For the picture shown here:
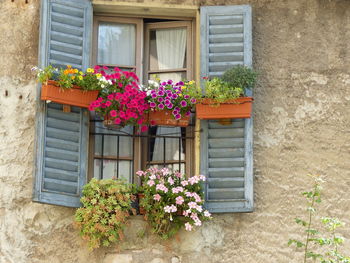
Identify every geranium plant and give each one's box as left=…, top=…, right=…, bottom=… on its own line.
left=137, top=167, right=212, bottom=239
left=88, top=66, right=149, bottom=131
left=74, top=178, right=136, bottom=250
left=146, top=80, right=199, bottom=121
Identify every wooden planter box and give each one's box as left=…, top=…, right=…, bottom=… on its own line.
left=41, top=80, right=99, bottom=108
left=145, top=110, right=190, bottom=127
left=196, top=97, right=253, bottom=120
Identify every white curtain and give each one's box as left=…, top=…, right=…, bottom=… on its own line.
left=98, top=22, right=135, bottom=66
left=152, top=28, right=187, bottom=166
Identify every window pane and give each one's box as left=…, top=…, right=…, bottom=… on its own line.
left=149, top=72, right=186, bottom=83
left=94, top=159, right=132, bottom=181
left=98, top=22, right=136, bottom=66
left=149, top=28, right=187, bottom=70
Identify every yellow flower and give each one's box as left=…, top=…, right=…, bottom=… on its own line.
left=78, top=76, right=83, bottom=80
left=181, top=86, right=186, bottom=90
left=189, top=80, right=194, bottom=85
left=71, top=76, right=75, bottom=80
left=179, top=94, right=183, bottom=97
left=87, top=68, right=94, bottom=73
left=96, top=73, right=102, bottom=78
left=74, top=69, right=78, bottom=73
left=79, top=71, right=83, bottom=75
left=67, top=65, right=72, bottom=69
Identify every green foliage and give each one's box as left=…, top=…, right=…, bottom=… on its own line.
left=203, top=77, right=244, bottom=103
left=221, top=65, right=258, bottom=90
left=32, top=65, right=57, bottom=84
left=201, top=65, right=257, bottom=103
left=74, top=178, right=135, bottom=250
left=288, top=175, right=350, bottom=263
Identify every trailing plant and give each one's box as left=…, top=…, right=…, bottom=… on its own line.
left=137, top=168, right=212, bottom=239
left=74, top=178, right=135, bottom=250
left=288, top=175, right=350, bottom=263
left=145, top=79, right=199, bottom=121
left=88, top=66, right=149, bottom=131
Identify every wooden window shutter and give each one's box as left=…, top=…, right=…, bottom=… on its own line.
left=200, top=5, right=253, bottom=213
left=33, top=0, right=92, bottom=207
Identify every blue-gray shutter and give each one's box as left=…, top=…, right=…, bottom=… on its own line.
left=33, top=0, right=92, bottom=207
left=200, top=5, right=253, bottom=213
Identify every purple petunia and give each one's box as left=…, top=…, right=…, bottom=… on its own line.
left=172, top=110, right=179, bottom=115
left=158, top=90, right=165, bottom=96
left=174, top=107, right=180, bottom=112
left=151, top=93, right=157, bottom=98
left=190, top=98, right=196, bottom=104
left=178, top=81, right=184, bottom=85
left=161, top=82, right=166, bottom=86
left=180, top=100, right=187, bottom=107
left=164, top=99, right=171, bottom=105
left=150, top=102, right=156, bottom=108
left=158, top=103, right=164, bottom=109
left=167, top=80, right=173, bottom=84
left=184, top=95, right=190, bottom=99
left=158, top=97, right=164, bottom=102
left=172, top=94, right=178, bottom=99
left=185, top=111, right=191, bottom=116
left=167, top=103, right=173, bottom=109
left=175, top=114, right=181, bottom=120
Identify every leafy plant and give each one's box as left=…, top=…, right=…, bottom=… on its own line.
left=137, top=168, right=212, bottom=239
left=288, top=175, right=350, bottom=263
left=32, top=65, right=57, bottom=84
left=221, top=65, right=257, bottom=90
left=74, top=178, right=135, bottom=250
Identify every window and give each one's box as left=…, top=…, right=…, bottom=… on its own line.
left=90, top=16, right=195, bottom=183
left=34, top=0, right=253, bottom=213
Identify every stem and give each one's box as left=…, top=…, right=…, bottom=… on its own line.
left=333, top=228, right=338, bottom=263
left=304, top=185, right=317, bottom=263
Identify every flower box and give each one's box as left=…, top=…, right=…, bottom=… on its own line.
left=196, top=97, right=253, bottom=120
left=145, top=110, right=190, bottom=127
left=41, top=80, right=99, bottom=108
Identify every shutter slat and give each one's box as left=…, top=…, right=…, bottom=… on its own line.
left=208, top=128, right=244, bottom=138
left=208, top=138, right=244, bottom=148
left=50, top=40, right=83, bottom=56
left=210, top=33, right=244, bottom=43
left=209, top=148, right=245, bottom=158
left=209, top=157, right=245, bottom=168
left=209, top=52, right=244, bottom=62
left=208, top=177, right=244, bottom=188
left=45, top=167, right=79, bottom=182
left=209, top=15, right=243, bottom=25
left=34, top=0, right=91, bottom=208
left=209, top=25, right=244, bottom=34
left=43, top=178, right=78, bottom=194
left=208, top=167, right=245, bottom=178
left=46, top=147, right=79, bottom=162
left=209, top=43, right=244, bottom=53
left=209, top=61, right=244, bottom=72
left=208, top=119, right=245, bottom=128
left=208, top=188, right=245, bottom=200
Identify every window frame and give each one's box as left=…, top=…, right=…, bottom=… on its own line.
left=89, top=15, right=197, bottom=183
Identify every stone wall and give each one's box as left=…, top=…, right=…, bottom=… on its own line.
left=0, top=0, right=349, bottom=262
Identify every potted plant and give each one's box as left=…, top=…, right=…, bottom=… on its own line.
left=136, top=168, right=212, bottom=239
left=33, top=65, right=102, bottom=108
left=144, top=80, right=198, bottom=127
left=196, top=65, right=257, bottom=119
left=74, top=178, right=136, bottom=250
left=88, top=66, right=149, bottom=132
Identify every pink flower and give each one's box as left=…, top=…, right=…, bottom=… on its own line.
left=204, top=210, right=211, bottom=218
left=153, top=194, right=161, bottom=201
left=194, top=219, right=202, bottom=226
left=175, top=196, right=184, bottom=205
left=185, top=222, right=192, bottom=231
left=109, top=110, right=117, bottom=117
left=147, top=180, right=155, bottom=186
left=168, top=177, right=174, bottom=185
left=136, top=171, right=145, bottom=176
left=181, top=180, right=188, bottom=186
left=188, top=201, right=197, bottom=209
left=114, top=118, right=121, bottom=124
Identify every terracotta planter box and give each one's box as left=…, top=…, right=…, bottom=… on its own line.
left=145, top=110, right=190, bottom=127
left=196, top=97, right=253, bottom=120
left=41, top=80, right=99, bottom=108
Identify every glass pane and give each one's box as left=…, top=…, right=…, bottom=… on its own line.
left=94, top=159, right=132, bottom=182
left=94, top=124, right=133, bottom=158
left=148, top=127, right=186, bottom=168
left=149, top=28, right=187, bottom=70
left=98, top=22, right=136, bottom=66
left=148, top=163, right=185, bottom=173
left=149, top=72, right=186, bottom=83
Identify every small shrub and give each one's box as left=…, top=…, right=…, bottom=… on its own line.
left=221, top=65, right=257, bottom=90
left=74, top=178, right=135, bottom=250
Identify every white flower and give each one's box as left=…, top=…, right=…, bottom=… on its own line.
left=204, top=210, right=211, bottom=218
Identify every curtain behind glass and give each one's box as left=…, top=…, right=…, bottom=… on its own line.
left=152, top=28, right=187, bottom=167
left=98, top=22, right=136, bottom=66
